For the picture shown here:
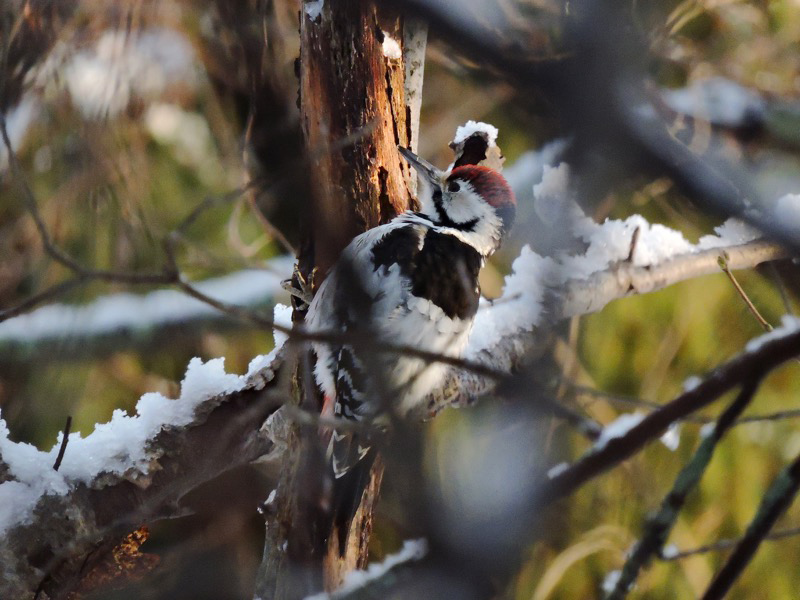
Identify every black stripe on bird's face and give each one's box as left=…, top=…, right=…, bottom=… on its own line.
left=432, top=189, right=479, bottom=231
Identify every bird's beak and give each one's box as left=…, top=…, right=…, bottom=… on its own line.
left=398, top=146, right=443, bottom=188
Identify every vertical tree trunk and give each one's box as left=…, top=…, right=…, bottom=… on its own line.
left=299, top=0, right=413, bottom=276
left=255, top=2, right=424, bottom=597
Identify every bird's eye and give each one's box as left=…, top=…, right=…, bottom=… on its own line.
left=448, top=181, right=461, bottom=193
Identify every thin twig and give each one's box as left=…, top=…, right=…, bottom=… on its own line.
left=626, top=226, right=641, bottom=262
left=719, top=253, right=772, bottom=332
left=567, top=380, right=800, bottom=427
left=52, top=416, right=72, bottom=471
left=246, top=192, right=297, bottom=256
left=0, top=277, right=87, bottom=322
left=662, top=527, right=800, bottom=561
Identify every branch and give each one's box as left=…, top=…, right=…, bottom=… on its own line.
left=0, top=343, right=287, bottom=599
left=606, top=379, right=761, bottom=599
left=430, top=238, right=787, bottom=414
left=539, top=321, right=800, bottom=507
left=0, top=260, right=292, bottom=362
left=661, top=526, right=800, bottom=561
left=558, top=241, right=786, bottom=320
left=702, top=449, right=800, bottom=600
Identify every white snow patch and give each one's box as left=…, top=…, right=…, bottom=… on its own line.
left=381, top=32, right=402, bottom=60
left=683, top=376, right=702, bottom=393
left=546, top=462, right=569, bottom=479
left=532, top=163, right=694, bottom=275
left=697, top=218, right=761, bottom=249
left=0, top=258, right=292, bottom=345
left=594, top=413, right=645, bottom=451
left=602, top=570, right=622, bottom=594
left=774, top=194, right=800, bottom=232
left=503, top=139, right=569, bottom=203
left=272, top=302, right=293, bottom=348
left=662, top=77, right=765, bottom=127
left=466, top=246, right=554, bottom=357
left=699, top=422, right=716, bottom=439
left=0, top=99, right=40, bottom=172
left=745, top=315, right=800, bottom=353
left=565, top=213, right=693, bottom=277
left=305, top=0, right=324, bottom=20
left=661, top=543, right=679, bottom=559
left=532, top=163, right=588, bottom=228
left=660, top=423, right=681, bottom=451
left=305, top=538, right=428, bottom=599
left=452, top=120, right=498, bottom=146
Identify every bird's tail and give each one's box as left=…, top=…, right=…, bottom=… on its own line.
left=329, top=445, right=376, bottom=556
left=319, top=392, right=377, bottom=556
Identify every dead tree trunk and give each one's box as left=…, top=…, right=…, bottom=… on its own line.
left=255, top=1, right=424, bottom=597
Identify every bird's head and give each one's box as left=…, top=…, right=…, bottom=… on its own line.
left=399, top=146, right=515, bottom=256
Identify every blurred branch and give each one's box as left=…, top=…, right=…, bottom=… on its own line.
left=0, top=1, right=77, bottom=111
left=0, top=262, right=291, bottom=363
left=569, top=380, right=800, bottom=427
left=539, top=326, right=800, bottom=507
left=606, top=379, right=761, bottom=599
left=702, top=449, right=800, bottom=600
left=661, top=527, right=800, bottom=561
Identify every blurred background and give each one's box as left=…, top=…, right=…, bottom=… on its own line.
left=2, top=1, right=800, bottom=598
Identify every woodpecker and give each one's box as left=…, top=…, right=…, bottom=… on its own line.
left=304, top=146, right=516, bottom=549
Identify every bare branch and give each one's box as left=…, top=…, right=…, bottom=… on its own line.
left=539, top=325, right=800, bottom=507
left=51, top=416, right=72, bottom=472
left=0, top=276, right=87, bottom=322
left=662, top=527, right=800, bottom=561
left=719, top=252, right=773, bottom=331
left=606, top=379, right=761, bottom=599
left=702, top=450, right=800, bottom=600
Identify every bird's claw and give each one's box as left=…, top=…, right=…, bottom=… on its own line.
left=282, top=264, right=315, bottom=312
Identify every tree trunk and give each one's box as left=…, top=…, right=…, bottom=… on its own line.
left=255, top=1, right=424, bottom=597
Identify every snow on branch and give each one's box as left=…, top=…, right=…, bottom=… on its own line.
left=0, top=306, right=292, bottom=597
left=431, top=161, right=789, bottom=412
left=0, top=258, right=292, bottom=361
left=0, top=303, right=291, bottom=529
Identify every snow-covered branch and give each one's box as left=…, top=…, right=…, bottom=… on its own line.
left=429, top=164, right=789, bottom=413
left=0, top=259, right=292, bottom=362
left=0, top=307, right=292, bottom=598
